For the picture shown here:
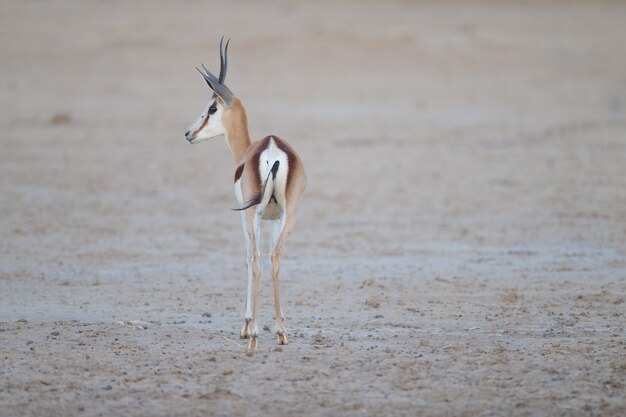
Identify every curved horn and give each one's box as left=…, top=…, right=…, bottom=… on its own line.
left=218, top=37, right=230, bottom=84
left=197, top=65, right=235, bottom=108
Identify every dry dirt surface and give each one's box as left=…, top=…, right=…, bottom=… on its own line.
left=1, top=1, right=625, bottom=416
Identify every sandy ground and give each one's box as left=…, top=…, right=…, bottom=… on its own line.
left=1, top=1, right=625, bottom=416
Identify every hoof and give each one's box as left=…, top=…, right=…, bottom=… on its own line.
left=240, top=320, right=251, bottom=339
left=248, top=336, right=258, bottom=350
left=277, top=333, right=288, bottom=345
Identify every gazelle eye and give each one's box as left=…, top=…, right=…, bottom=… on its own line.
left=208, top=105, right=217, bottom=115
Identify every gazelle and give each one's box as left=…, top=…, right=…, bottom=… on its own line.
left=184, top=39, right=306, bottom=349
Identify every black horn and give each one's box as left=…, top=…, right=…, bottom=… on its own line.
left=218, top=36, right=230, bottom=84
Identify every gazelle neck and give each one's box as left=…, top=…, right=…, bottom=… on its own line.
left=223, top=99, right=251, bottom=165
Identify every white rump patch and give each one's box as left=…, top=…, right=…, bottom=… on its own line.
left=258, top=138, right=289, bottom=210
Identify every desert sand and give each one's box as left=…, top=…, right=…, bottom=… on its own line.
left=1, top=1, right=625, bottom=416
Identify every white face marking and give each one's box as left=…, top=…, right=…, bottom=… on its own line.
left=185, top=99, right=226, bottom=143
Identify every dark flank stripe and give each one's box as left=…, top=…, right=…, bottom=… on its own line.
left=249, top=136, right=272, bottom=192
left=272, top=136, right=297, bottom=195
left=234, top=163, right=244, bottom=182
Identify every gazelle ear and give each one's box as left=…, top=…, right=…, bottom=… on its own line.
left=196, top=66, right=215, bottom=89
left=196, top=65, right=235, bottom=108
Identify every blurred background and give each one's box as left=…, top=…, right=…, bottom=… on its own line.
left=1, top=1, right=625, bottom=415
left=2, top=1, right=624, bottom=270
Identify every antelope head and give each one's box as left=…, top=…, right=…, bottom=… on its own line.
left=185, top=38, right=236, bottom=144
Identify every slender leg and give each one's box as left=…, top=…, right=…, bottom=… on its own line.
left=270, top=213, right=294, bottom=345
left=248, top=208, right=263, bottom=349
left=240, top=211, right=253, bottom=339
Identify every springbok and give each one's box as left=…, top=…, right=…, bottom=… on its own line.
left=184, top=39, right=306, bottom=349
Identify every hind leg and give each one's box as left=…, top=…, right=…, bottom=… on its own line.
left=239, top=211, right=253, bottom=339
left=247, top=207, right=263, bottom=349
left=270, top=207, right=302, bottom=345
left=269, top=218, right=288, bottom=344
